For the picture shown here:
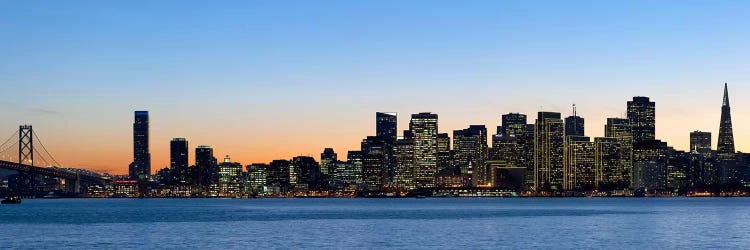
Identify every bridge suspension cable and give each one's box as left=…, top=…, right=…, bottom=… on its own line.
left=0, top=141, right=18, bottom=162
left=0, top=129, right=19, bottom=152
left=33, top=147, right=51, bottom=167
left=32, top=130, right=64, bottom=168
left=0, top=130, right=20, bottom=162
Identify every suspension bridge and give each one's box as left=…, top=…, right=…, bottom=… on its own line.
left=0, top=125, right=109, bottom=197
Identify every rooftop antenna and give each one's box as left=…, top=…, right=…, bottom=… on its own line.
left=572, top=104, right=577, bottom=117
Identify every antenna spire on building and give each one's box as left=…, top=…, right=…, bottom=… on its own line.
left=572, top=104, right=577, bottom=116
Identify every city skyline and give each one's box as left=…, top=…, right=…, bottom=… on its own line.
left=3, top=1, right=750, bottom=174
left=0, top=84, right=745, bottom=174
left=3, top=3, right=750, bottom=249
left=0, top=84, right=741, bottom=176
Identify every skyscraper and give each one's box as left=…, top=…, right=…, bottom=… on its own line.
left=290, top=156, right=323, bottom=190
left=346, top=151, right=364, bottom=185
left=605, top=118, right=633, bottom=188
left=410, top=112, right=439, bottom=188
left=170, top=138, right=189, bottom=184
left=534, top=112, right=565, bottom=191
left=564, top=106, right=585, bottom=137
left=689, top=131, right=712, bottom=154
left=376, top=112, right=397, bottom=186
left=632, top=140, right=669, bottom=190
left=246, top=163, right=268, bottom=194
left=130, top=111, right=151, bottom=179
left=594, top=137, right=622, bottom=189
left=717, top=83, right=739, bottom=184
left=500, top=113, right=527, bottom=136
left=563, top=136, right=595, bottom=191
left=627, top=97, right=656, bottom=142
left=195, top=145, right=218, bottom=187
left=502, top=119, right=535, bottom=190
left=320, top=148, right=337, bottom=175
left=393, top=138, right=415, bottom=191
left=217, top=155, right=243, bottom=196
left=436, top=133, right=453, bottom=173
left=453, top=125, right=488, bottom=186
left=361, top=136, right=387, bottom=191
left=376, top=112, right=398, bottom=142
left=491, top=134, right=522, bottom=187
left=267, top=160, right=291, bottom=193
left=717, top=83, right=735, bottom=158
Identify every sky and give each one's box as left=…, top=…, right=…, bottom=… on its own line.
left=1, top=1, right=749, bottom=174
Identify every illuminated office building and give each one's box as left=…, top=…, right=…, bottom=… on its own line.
left=534, top=112, right=565, bottom=191
left=563, top=136, right=595, bottom=191
left=717, top=83, right=739, bottom=183
left=410, top=112, right=439, bottom=188
left=290, top=156, right=323, bottom=190
left=499, top=113, right=527, bottom=136
left=393, top=138, right=415, bottom=191
left=170, top=138, right=189, bottom=184
left=346, top=151, right=364, bottom=185
left=564, top=106, right=585, bottom=137
left=130, top=111, right=151, bottom=179
left=690, top=131, right=712, bottom=155
left=320, top=148, right=337, bottom=175
left=195, top=145, right=218, bottom=187
left=376, top=112, right=397, bottom=184
left=627, top=97, right=656, bottom=142
left=594, top=137, right=622, bottom=189
left=362, top=136, right=387, bottom=191
left=453, top=125, right=488, bottom=186
left=246, top=163, right=268, bottom=194
left=217, top=155, right=243, bottom=196
left=605, top=117, right=633, bottom=186
left=632, top=140, right=669, bottom=190
left=437, top=133, right=452, bottom=173
left=266, top=160, right=291, bottom=191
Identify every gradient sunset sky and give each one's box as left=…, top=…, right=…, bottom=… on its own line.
left=2, top=1, right=749, bottom=174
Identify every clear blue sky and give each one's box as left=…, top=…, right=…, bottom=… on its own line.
left=1, top=1, right=749, bottom=172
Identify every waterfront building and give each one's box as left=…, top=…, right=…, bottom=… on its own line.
left=246, top=163, right=268, bottom=194
left=267, top=160, right=291, bottom=193
left=217, top=155, right=243, bottom=196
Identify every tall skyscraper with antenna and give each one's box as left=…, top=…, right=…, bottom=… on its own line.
left=565, top=104, right=585, bottom=137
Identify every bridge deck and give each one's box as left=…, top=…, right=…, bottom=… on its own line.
left=0, top=160, right=107, bottom=184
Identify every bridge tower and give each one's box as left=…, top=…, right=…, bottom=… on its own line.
left=19, top=125, right=33, bottom=167
left=18, top=125, right=35, bottom=191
